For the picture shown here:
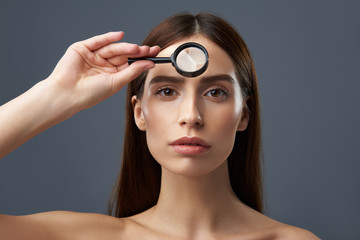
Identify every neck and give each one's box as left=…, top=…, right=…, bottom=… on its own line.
left=143, top=160, right=248, bottom=238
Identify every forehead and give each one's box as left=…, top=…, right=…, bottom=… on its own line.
left=145, top=35, right=236, bottom=83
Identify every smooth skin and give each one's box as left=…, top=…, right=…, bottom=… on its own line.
left=0, top=32, right=319, bottom=240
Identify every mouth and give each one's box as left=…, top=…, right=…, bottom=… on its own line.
left=169, top=136, right=211, bottom=155
left=170, top=136, right=210, bottom=147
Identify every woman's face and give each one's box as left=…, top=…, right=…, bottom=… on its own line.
left=133, top=36, right=249, bottom=177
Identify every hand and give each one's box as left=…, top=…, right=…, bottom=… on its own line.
left=49, top=31, right=159, bottom=112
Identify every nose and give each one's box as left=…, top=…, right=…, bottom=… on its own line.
left=177, top=94, right=204, bottom=128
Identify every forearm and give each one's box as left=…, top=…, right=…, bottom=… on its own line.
left=0, top=78, right=77, bottom=158
left=0, top=32, right=158, bottom=159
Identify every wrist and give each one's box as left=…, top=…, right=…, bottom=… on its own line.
left=0, top=78, right=81, bottom=158
left=33, top=78, right=80, bottom=127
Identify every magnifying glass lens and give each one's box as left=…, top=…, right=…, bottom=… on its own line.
left=176, top=47, right=207, bottom=72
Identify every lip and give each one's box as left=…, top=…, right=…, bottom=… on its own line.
left=169, top=136, right=211, bottom=155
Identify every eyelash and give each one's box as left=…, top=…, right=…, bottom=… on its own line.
left=155, top=86, right=179, bottom=100
left=205, top=87, right=228, bottom=99
left=155, top=86, right=229, bottom=100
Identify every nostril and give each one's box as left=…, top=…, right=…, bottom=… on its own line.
left=179, top=117, right=203, bottom=128
left=177, top=101, right=203, bottom=127
left=185, top=116, right=203, bottom=127
left=194, top=120, right=203, bottom=127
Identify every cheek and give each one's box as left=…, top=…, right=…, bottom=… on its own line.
left=141, top=99, right=182, bottom=165
left=141, top=99, right=176, bottom=145
left=204, top=99, right=243, bottom=155
left=143, top=103, right=162, bottom=132
left=208, top=106, right=240, bottom=141
left=208, top=92, right=243, bottom=130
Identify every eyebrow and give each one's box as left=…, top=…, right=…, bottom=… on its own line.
left=148, top=74, right=236, bottom=86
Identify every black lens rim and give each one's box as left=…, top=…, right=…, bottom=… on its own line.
left=171, top=42, right=209, bottom=78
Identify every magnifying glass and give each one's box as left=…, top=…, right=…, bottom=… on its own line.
left=128, top=42, right=209, bottom=78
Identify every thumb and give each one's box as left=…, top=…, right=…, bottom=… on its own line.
left=110, top=61, right=154, bottom=94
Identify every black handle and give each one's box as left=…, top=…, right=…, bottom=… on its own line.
left=128, top=57, right=171, bottom=65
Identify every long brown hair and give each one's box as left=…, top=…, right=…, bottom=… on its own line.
left=108, top=13, right=263, bottom=217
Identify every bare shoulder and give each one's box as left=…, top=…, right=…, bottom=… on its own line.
left=0, top=211, right=126, bottom=240
left=235, top=206, right=320, bottom=240
left=275, top=224, right=320, bottom=240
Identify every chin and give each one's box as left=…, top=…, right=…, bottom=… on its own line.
left=160, top=157, right=225, bottom=177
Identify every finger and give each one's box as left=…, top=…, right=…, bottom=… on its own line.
left=148, top=45, right=161, bottom=57
left=82, top=31, right=125, bottom=51
left=69, top=41, right=115, bottom=69
left=106, top=45, right=161, bottom=67
left=114, top=62, right=129, bottom=72
left=135, top=45, right=161, bottom=58
left=110, top=61, right=155, bottom=94
left=107, top=56, right=128, bottom=67
left=96, top=42, right=142, bottom=59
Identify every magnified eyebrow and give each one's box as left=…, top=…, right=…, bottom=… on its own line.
left=149, top=74, right=235, bottom=86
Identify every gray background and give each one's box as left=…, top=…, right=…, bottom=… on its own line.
left=0, top=0, right=359, bottom=239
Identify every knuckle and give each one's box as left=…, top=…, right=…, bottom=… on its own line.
left=69, top=41, right=82, bottom=50
left=69, top=42, right=85, bottom=54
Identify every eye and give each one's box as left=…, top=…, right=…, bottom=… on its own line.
left=155, top=87, right=178, bottom=98
left=205, top=88, right=228, bottom=99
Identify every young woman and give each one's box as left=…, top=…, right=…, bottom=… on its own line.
left=0, top=13, right=319, bottom=239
